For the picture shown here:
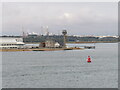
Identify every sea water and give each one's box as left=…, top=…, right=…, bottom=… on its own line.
left=2, top=43, right=118, bottom=88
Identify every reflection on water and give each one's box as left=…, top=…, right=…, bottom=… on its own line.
left=2, top=43, right=118, bottom=88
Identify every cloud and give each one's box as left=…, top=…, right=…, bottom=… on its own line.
left=2, top=2, right=118, bottom=35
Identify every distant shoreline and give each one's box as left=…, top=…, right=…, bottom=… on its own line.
left=68, top=41, right=119, bottom=43
left=24, top=41, right=119, bottom=44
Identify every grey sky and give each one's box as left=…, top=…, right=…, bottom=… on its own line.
left=2, top=2, right=118, bottom=36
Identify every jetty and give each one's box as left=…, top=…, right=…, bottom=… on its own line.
left=0, top=47, right=84, bottom=52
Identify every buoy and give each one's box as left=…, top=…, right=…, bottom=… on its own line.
left=87, top=56, right=91, bottom=63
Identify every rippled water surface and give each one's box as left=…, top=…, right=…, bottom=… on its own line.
left=2, top=43, right=118, bottom=88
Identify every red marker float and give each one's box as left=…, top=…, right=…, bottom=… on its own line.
left=87, top=56, right=91, bottom=63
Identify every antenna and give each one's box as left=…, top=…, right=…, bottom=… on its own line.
left=46, top=26, right=49, bottom=36
left=41, top=26, right=43, bottom=35
left=21, top=26, right=25, bottom=38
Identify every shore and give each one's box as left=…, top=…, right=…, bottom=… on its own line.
left=24, top=41, right=118, bottom=44
left=0, top=47, right=84, bottom=52
left=68, top=41, right=118, bottom=43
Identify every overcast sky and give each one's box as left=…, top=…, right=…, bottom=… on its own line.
left=2, top=2, right=118, bottom=36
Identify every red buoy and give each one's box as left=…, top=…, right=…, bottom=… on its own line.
left=87, top=56, right=91, bottom=63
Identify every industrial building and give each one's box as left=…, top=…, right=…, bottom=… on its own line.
left=39, top=39, right=60, bottom=48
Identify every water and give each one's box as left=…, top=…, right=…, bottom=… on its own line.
left=2, top=43, right=118, bottom=88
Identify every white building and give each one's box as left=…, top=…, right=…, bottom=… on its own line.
left=0, top=37, right=25, bottom=49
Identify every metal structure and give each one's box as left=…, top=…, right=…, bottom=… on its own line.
left=62, top=30, right=67, bottom=48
